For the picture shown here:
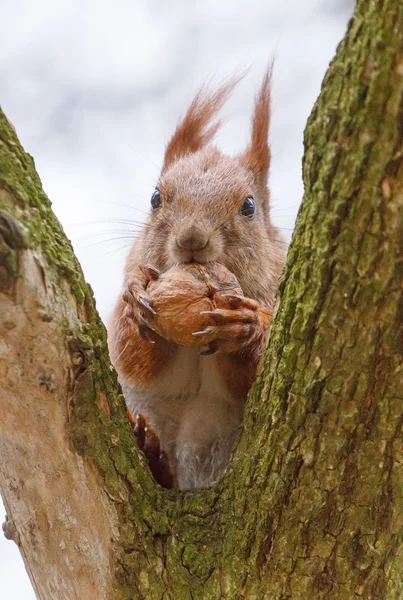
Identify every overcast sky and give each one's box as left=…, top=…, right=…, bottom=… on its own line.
left=0, top=1, right=353, bottom=597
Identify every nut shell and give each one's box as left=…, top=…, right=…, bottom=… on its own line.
left=146, top=262, right=243, bottom=346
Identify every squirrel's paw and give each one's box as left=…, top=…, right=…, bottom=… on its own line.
left=192, top=293, right=271, bottom=355
left=123, top=265, right=162, bottom=344
left=127, top=410, right=176, bottom=489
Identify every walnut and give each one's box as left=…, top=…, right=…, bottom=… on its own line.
left=147, top=262, right=243, bottom=346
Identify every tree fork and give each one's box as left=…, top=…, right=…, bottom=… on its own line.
left=0, top=0, right=402, bottom=598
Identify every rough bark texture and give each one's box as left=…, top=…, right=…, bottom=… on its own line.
left=0, top=0, right=402, bottom=598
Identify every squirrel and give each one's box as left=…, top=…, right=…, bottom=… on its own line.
left=108, top=69, right=286, bottom=490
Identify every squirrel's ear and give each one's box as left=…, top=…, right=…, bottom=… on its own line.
left=241, top=66, right=272, bottom=186
left=162, top=76, right=241, bottom=171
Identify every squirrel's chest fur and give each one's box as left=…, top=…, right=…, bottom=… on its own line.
left=122, top=348, right=244, bottom=489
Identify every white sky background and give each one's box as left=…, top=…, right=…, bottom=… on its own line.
left=0, top=0, right=353, bottom=597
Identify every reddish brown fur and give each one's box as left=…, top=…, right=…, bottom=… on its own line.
left=127, top=411, right=177, bottom=488
left=110, top=296, right=175, bottom=386
left=108, top=68, right=287, bottom=490
left=241, top=66, right=272, bottom=185
left=162, top=76, right=242, bottom=172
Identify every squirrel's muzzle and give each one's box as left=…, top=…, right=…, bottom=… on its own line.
left=176, top=225, right=209, bottom=251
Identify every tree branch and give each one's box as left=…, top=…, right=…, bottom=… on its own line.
left=0, top=0, right=402, bottom=598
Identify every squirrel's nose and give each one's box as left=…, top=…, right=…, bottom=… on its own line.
left=177, top=226, right=209, bottom=251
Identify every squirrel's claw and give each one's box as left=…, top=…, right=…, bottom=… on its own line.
left=138, top=323, right=156, bottom=344
left=192, top=327, right=214, bottom=337
left=199, top=342, right=219, bottom=356
left=217, top=293, right=259, bottom=311
left=200, top=308, right=255, bottom=323
left=138, top=315, right=162, bottom=344
left=139, top=264, right=160, bottom=281
left=194, top=295, right=270, bottom=355
left=138, top=296, right=157, bottom=315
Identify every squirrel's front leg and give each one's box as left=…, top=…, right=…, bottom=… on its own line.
left=192, top=292, right=271, bottom=356
left=192, top=292, right=272, bottom=401
left=108, top=265, right=177, bottom=488
left=109, top=265, right=175, bottom=386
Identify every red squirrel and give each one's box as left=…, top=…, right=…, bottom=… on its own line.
left=108, top=70, right=286, bottom=490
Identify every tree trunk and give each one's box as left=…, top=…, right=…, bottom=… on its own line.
left=1, top=0, right=402, bottom=598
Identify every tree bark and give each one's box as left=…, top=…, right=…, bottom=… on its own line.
left=0, top=0, right=402, bottom=598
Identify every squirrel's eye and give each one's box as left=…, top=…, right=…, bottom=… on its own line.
left=151, top=189, right=162, bottom=211
left=239, top=196, right=256, bottom=218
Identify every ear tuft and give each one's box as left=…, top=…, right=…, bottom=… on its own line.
left=242, top=64, right=273, bottom=185
left=162, top=75, right=242, bottom=171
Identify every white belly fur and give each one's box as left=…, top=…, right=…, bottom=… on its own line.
left=122, top=348, right=243, bottom=489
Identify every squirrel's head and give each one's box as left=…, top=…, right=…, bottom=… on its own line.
left=137, top=68, right=285, bottom=301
